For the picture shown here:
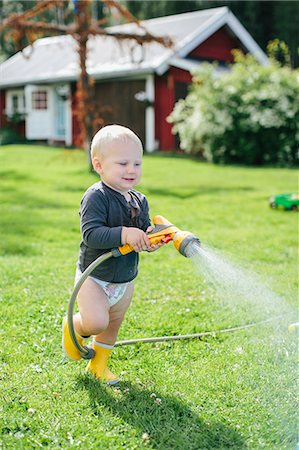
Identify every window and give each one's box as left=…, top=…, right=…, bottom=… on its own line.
left=6, top=90, right=26, bottom=117
left=32, top=90, right=48, bottom=110
left=12, top=95, right=19, bottom=113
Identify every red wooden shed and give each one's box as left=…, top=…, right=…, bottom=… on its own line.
left=0, top=7, right=267, bottom=151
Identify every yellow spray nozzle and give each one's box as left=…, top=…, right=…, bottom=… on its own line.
left=173, top=230, right=200, bottom=257
left=153, top=216, right=200, bottom=257
left=113, top=215, right=200, bottom=257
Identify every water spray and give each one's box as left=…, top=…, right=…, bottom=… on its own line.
left=67, top=215, right=200, bottom=359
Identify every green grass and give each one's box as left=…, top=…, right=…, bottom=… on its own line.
left=0, top=144, right=298, bottom=449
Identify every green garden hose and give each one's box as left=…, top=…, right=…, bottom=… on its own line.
left=114, top=317, right=284, bottom=347
left=67, top=214, right=201, bottom=359
left=67, top=251, right=286, bottom=359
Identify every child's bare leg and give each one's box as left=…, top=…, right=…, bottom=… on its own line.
left=94, top=282, right=134, bottom=345
left=87, top=282, right=134, bottom=384
left=74, top=278, right=110, bottom=337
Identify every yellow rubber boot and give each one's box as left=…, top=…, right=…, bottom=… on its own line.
left=86, top=341, right=120, bottom=385
left=62, top=317, right=84, bottom=361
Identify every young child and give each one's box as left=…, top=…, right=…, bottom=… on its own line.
left=62, top=124, right=161, bottom=384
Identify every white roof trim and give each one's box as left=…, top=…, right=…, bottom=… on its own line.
left=226, top=11, right=268, bottom=64
left=156, top=13, right=228, bottom=76
left=0, top=68, right=153, bottom=88
left=176, top=8, right=229, bottom=58
left=169, top=56, right=229, bottom=74
left=90, top=66, right=153, bottom=80
left=157, top=8, right=267, bottom=74
left=168, top=57, right=201, bottom=73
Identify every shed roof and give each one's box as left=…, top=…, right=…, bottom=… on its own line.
left=0, top=7, right=267, bottom=88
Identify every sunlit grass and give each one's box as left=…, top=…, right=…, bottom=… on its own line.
left=0, top=144, right=298, bottom=449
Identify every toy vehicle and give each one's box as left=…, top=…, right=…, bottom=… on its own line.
left=269, top=193, right=299, bottom=211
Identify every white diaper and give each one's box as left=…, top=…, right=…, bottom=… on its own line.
left=75, top=267, right=129, bottom=307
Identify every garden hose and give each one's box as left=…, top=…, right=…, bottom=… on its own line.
left=68, top=215, right=200, bottom=359
left=68, top=251, right=288, bottom=359
left=68, top=258, right=286, bottom=358
left=114, top=316, right=285, bottom=347
left=67, top=215, right=290, bottom=360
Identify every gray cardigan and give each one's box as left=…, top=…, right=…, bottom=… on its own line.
left=78, top=182, right=150, bottom=283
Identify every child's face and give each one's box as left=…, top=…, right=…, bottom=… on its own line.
left=92, top=138, right=143, bottom=194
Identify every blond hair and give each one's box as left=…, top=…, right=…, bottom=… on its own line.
left=91, top=125, right=143, bottom=159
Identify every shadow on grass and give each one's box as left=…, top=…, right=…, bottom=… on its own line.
left=142, top=185, right=254, bottom=200
left=0, top=170, right=37, bottom=182
left=0, top=186, right=73, bottom=256
left=76, top=375, right=246, bottom=450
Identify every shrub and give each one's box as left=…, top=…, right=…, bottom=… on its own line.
left=168, top=52, right=299, bottom=166
left=0, top=126, right=25, bottom=145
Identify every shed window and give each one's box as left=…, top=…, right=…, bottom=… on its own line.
left=32, top=90, right=48, bottom=110
left=12, top=95, right=19, bottom=113
left=6, top=90, right=25, bottom=117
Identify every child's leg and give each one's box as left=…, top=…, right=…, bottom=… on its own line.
left=94, top=282, right=134, bottom=345
left=74, top=278, right=110, bottom=337
left=87, top=282, right=134, bottom=384
left=63, top=278, right=110, bottom=361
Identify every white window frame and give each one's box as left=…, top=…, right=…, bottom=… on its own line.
left=31, top=89, right=48, bottom=110
left=5, top=89, right=26, bottom=118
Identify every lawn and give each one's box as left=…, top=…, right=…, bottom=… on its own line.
left=0, top=144, right=298, bottom=449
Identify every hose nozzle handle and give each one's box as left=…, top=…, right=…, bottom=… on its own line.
left=114, top=215, right=179, bottom=256
left=114, top=215, right=200, bottom=258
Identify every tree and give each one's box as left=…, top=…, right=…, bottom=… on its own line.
left=0, top=0, right=171, bottom=165
left=168, top=52, right=299, bottom=167
left=267, top=39, right=291, bottom=67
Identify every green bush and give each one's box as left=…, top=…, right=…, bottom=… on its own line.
left=0, top=126, right=25, bottom=145
left=168, top=52, right=299, bottom=166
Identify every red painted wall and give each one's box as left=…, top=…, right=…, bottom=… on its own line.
left=0, top=89, right=25, bottom=138
left=190, top=27, right=239, bottom=62
left=155, top=27, right=241, bottom=150
left=155, top=74, right=174, bottom=151
left=0, top=90, right=7, bottom=128
left=155, top=68, right=192, bottom=151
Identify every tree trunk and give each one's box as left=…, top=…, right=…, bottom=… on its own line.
left=76, top=1, right=94, bottom=170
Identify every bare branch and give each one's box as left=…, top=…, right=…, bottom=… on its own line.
left=103, top=0, right=142, bottom=27
left=1, top=19, right=72, bottom=35
left=0, top=0, right=63, bottom=29
left=103, top=29, right=172, bottom=47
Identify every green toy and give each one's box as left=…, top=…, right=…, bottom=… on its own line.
left=269, top=193, right=299, bottom=211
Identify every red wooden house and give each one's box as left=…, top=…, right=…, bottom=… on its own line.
left=0, top=7, right=267, bottom=151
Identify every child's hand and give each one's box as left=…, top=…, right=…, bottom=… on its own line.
left=145, top=226, right=165, bottom=252
left=122, top=227, right=151, bottom=253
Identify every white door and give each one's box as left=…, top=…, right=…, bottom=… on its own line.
left=55, top=93, right=66, bottom=138
left=25, top=85, right=53, bottom=139
left=53, top=84, right=72, bottom=145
